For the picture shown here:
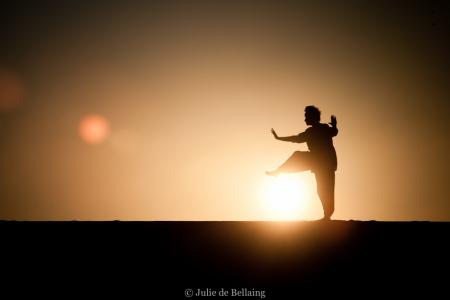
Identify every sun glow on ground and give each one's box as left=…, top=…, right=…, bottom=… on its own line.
left=261, top=174, right=314, bottom=220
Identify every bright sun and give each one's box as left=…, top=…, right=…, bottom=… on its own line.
left=261, top=174, right=314, bottom=220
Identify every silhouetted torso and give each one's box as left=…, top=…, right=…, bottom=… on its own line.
left=299, top=123, right=337, bottom=171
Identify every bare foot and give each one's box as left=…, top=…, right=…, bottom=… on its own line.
left=265, top=170, right=279, bottom=176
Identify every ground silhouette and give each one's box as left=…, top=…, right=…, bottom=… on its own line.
left=2, top=220, right=449, bottom=298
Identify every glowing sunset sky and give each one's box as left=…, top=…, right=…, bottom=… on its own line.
left=0, top=0, right=449, bottom=220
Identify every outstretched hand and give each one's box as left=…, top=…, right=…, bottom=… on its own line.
left=271, top=128, right=279, bottom=139
left=329, top=115, right=337, bottom=127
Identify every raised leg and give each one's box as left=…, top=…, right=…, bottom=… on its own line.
left=266, top=151, right=313, bottom=176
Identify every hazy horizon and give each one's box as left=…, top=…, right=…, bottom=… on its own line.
left=1, top=0, right=449, bottom=221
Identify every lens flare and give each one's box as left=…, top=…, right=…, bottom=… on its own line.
left=79, top=114, right=110, bottom=145
left=0, top=69, right=26, bottom=112
left=110, top=129, right=138, bottom=155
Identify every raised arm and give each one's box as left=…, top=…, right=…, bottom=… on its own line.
left=271, top=128, right=307, bottom=143
left=329, top=115, right=338, bottom=137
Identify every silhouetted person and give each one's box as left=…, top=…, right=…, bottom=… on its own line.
left=266, top=105, right=338, bottom=220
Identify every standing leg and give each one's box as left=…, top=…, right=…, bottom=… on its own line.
left=266, top=151, right=313, bottom=176
left=315, top=170, right=335, bottom=220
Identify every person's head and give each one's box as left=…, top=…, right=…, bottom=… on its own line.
left=304, top=105, right=321, bottom=125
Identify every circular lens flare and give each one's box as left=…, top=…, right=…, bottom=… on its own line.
left=110, top=129, right=138, bottom=155
left=0, top=69, right=26, bottom=112
left=79, top=114, right=110, bottom=145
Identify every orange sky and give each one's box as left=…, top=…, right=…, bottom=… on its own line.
left=0, top=0, right=449, bottom=220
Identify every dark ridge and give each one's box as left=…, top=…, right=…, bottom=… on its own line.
left=2, top=221, right=449, bottom=298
